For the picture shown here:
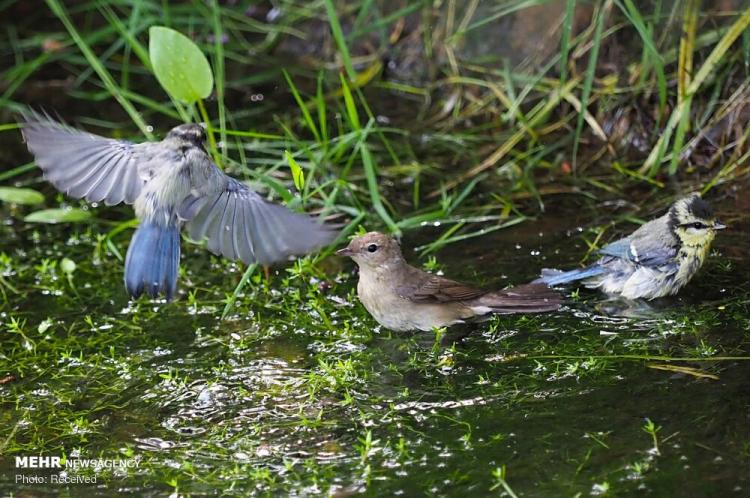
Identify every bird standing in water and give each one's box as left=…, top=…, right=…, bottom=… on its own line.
left=21, top=112, right=336, bottom=300
left=336, top=232, right=561, bottom=332
left=536, top=193, right=725, bottom=300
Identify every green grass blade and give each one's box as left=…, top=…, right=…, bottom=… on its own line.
left=559, top=0, right=576, bottom=85
left=668, top=95, right=691, bottom=175
left=686, top=7, right=750, bottom=96
left=640, top=5, right=750, bottom=174
left=324, top=0, right=356, bottom=81
left=45, top=0, right=152, bottom=138
left=0, top=162, right=36, bottom=182
left=283, top=69, right=321, bottom=142
left=210, top=0, right=227, bottom=157
left=359, top=139, right=399, bottom=235
left=316, top=71, right=329, bottom=145
left=339, top=73, right=361, bottom=130
left=221, top=263, right=258, bottom=319
left=617, top=0, right=667, bottom=113
left=677, top=0, right=699, bottom=103
left=351, top=0, right=377, bottom=40
left=572, top=0, right=610, bottom=171
left=97, top=3, right=150, bottom=71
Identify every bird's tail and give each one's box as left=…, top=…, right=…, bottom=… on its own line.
left=477, top=283, right=562, bottom=314
left=533, top=265, right=605, bottom=287
left=124, top=221, right=180, bottom=300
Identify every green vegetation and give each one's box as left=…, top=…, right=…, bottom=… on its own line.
left=1, top=1, right=749, bottom=496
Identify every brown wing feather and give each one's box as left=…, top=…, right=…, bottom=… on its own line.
left=394, top=265, right=561, bottom=312
left=412, top=275, right=488, bottom=303
left=395, top=265, right=488, bottom=303
left=478, top=283, right=562, bottom=313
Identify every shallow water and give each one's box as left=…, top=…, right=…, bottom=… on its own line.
left=2, top=1, right=750, bottom=493
left=1, top=191, right=748, bottom=497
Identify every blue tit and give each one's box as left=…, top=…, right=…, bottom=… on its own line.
left=21, top=111, right=337, bottom=300
left=536, top=193, right=726, bottom=300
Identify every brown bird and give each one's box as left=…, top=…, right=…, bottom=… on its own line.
left=336, top=232, right=562, bottom=332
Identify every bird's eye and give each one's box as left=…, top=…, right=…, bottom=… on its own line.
left=367, top=244, right=378, bottom=253
left=692, top=222, right=707, bottom=229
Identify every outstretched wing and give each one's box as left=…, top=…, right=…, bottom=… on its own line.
left=21, top=111, right=144, bottom=206
left=180, top=177, right=337, bottom=265
left=395, top=268, right=487, bottom=304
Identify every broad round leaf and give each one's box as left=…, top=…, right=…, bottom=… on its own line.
left=149, top=26, right=214, bottom=103
left=0, top=187, right=45, bottom=205
left=24, top=208, right=92, bottom=224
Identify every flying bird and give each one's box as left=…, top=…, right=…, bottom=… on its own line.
left=21, top=111, right=336, bottom=300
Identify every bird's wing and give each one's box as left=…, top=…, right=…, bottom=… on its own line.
left=179, top=176, right=337, bottom=265
left=395, top=268, right=487, bottom=303
left=21, top=111, right=145, bottom=205
left=598, top=238, right=635, bottom=259
left=599, top=234, right=677, bottom=267
left=479, top=283, right=562, bottom=313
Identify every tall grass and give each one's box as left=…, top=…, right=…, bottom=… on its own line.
left=1, top=0, right=748, bottom=263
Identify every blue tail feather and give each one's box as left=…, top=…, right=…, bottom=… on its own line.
left=124, top=222, right=180, bottom=300
left=534, top=265, right=606, bottom=287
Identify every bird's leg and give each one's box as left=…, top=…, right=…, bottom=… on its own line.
left=262, top=265, right=271, bottom=282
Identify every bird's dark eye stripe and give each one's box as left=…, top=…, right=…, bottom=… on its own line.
left=367, top=244, right=378, bottom=253
left=682, top=222, right=708, bottom=229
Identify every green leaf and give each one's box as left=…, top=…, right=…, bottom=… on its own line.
left=149, top=26, right=213, bottom=103
left=0, top=187, right=45, bottom=205
left=339, top=73, right=361, bottom=130
left=285, top=150, right=305, bottom=192
left=24, top=208, right=92, bottom=224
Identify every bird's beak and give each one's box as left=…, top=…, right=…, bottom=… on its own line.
left=713, top=220, right=727, bottom=230
left=336, top=247, right=354, bottom=257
